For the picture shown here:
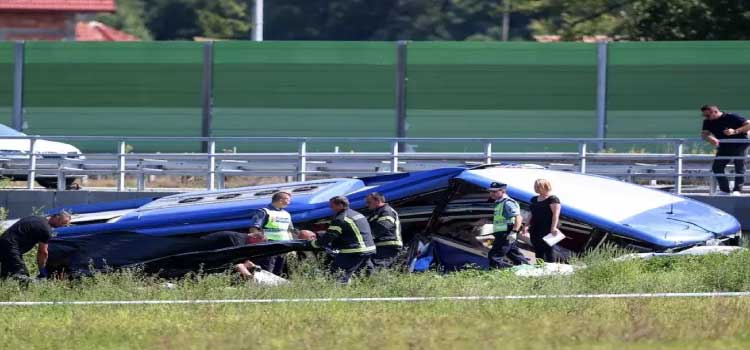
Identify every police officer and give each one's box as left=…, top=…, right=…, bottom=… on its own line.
left=365, top=192, right=402, bottom=269
left=248, top=191, right=294, bottom=276
left=486, top=182, right=528, bottom=269
left=310, top=196, right=375, bottom=283
left=0, top=211, right=71, bottom=281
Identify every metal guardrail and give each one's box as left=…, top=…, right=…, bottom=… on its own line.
left=0, top=136, right=747, bottom=194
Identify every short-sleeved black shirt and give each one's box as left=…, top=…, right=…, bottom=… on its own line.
left=702, top=113, right=748, bottom=140
left=529, top=195, right=561, bottom=237
left=0, top=216, right=54, bottom=254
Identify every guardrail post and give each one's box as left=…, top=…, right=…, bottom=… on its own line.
left=12, top=41, right=25, bottom=132
left=135, top=160, right=146, bottom=191
left=484, top=142, right=492, bottom=164
left=136, top=172, right=145, bottom=191
left=117, top=141, right=126, bottom=191
left=56, top=160, right=66, bottom=191
left=207, top=140, right=216, bottom=190
left=578, top=142, right=587, bottom=174
left=217, top=170, right=225, bottom=189
left=674, top=140, right=683, bottom=195
left=297, top=140, right=307, bottom=182
left=391, top=140, right=399, bottom=173
left=26, top=137, right=36, bottom=190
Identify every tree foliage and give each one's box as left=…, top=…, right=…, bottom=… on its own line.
left=94, top=0, right=153, bottom=40
left=101, top=0, right=750, bottom=41
left=623, top=0, right=750, bottom=40
left=520, top=0, right=628, bottom=39
left=196, top=0, right=252, bottom=39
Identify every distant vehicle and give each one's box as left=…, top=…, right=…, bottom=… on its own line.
left=0, top=123, right=83, bottom=189
left=35, top=165, right=741, bottom=276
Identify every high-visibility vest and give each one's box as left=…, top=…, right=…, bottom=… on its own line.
left=262, top=208, right=292, bottom=241
left=493, top=197, right=517, bottom=233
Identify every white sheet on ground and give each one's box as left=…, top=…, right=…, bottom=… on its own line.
left=512, top=263, right=579, bottom=277
left=253, top=270, right=289, bottom=286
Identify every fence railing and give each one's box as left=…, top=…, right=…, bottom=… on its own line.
left=0, top=136, right=747, bottom=195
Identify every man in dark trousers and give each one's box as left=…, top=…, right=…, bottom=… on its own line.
left=0, top=211, right=71, bottom=281
left=701, top=105, right=750, bottom=195
left=486, top=182, right=528, bottom=269
left=365, top=192, right=402, bottom=269
left=309, top=196, right=375, bottom=283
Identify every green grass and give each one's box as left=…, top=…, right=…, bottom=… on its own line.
left=3, top=299, right=750, bottom=350
left=2, top=249, right=750, bottom=349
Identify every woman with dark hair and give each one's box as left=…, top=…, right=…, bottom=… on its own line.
left=525, top=179, right=562, bottom=262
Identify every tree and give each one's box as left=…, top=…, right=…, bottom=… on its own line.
left=519, top=0, right=629, bottom=40
left=265, top=0, right=533, bottom=41
left=623, top=0, right=750, bottom=40
left=95, top=0, right=153, bottom=40
left=196, top=0, right=251, bottom=39
left=144, top=0, right=251, bottom=40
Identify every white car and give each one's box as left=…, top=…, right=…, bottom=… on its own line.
left=0, top=123, right=83, bottom=189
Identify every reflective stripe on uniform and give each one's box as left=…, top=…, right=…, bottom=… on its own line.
left=395, top=217, right=402, bottom=244
left=327, top=226, right=342, bottom=234
left=377, top=216, right=396, bottom=223
left=375, top=240, right=403, bottom=247
left=340, top=246, right=376, bottom=254
left=343, top=217, right=366, bottom=249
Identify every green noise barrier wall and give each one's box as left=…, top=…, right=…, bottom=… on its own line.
left=2, top=41, right=749, bottom=153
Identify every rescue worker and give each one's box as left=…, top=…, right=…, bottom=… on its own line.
left=365, top=192, right=402, bottom=269
left=0, top=211, right=71, bottom=281
left=310, top=196, right=375, bottom=283
left=486, top=182, right=528, bottom=268
left=248, top=191, right=294, bottom=276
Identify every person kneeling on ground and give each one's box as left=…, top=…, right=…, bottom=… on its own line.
left=0, top=211, right=71, bottom=281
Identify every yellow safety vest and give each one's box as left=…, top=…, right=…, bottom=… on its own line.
left=262, top=208, right=292, bottom=241
left=493, top=198, right=517, bottom=233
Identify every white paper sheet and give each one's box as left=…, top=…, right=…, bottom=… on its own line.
left=543, top=232, right=566, bottom=246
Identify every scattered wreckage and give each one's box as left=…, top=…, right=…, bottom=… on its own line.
left=14, top=165, right=739, bottom=278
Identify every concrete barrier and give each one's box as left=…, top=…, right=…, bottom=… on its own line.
left=0, top=190, right=748, bottom=230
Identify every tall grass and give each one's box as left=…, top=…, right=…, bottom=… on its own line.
left=4, top=248, right=750, bottom=302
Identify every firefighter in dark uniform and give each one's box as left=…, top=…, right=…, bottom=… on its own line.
left=0, top=211, right=71, bottom=281
left=486, top=182, right=528, bottom=269
left=310, top=196, right=375, bottom=283
left=365, top=192, right=402, bottom=268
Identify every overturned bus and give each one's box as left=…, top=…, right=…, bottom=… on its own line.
left=34, top=165, right=741, bottom=275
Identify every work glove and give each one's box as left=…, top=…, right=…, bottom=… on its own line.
left=36, top=267, right=49, bottom=279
